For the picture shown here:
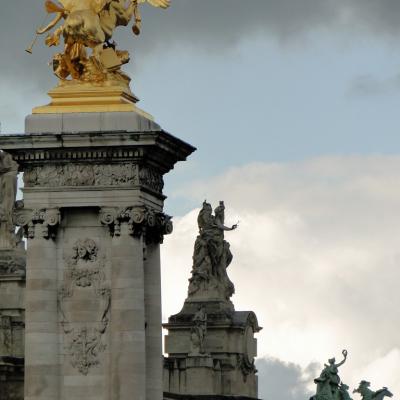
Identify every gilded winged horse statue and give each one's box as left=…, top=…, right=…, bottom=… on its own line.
left=32, top=0, right=170, bottom=83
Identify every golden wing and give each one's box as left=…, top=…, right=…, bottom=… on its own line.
left=138, top=0, right=171, bottom=9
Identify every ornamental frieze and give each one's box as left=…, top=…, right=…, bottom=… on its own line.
left=24, top=163, right=138, bottom=188
left=99, top=206, right=172, bottom=243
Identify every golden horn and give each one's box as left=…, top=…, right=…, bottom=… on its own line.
left=25, top=12, right=50, bottom=54
left=25, top=39, right=36, bottom=54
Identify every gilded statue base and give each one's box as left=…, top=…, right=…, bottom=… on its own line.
left=32, top=83, right=153, bottom=119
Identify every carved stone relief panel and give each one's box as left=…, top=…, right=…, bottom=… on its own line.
left=139, top=166, right=164, bottom=193
left=24, top=164, right=138, bottom=188
left=0, top=251, right=25, bottom=277
left=23, top=163, right=165, bottom=193
left=59, top=239, right=111, bottom=375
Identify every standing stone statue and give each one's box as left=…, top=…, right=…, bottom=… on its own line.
left=0, top=152, right=18, bottom=249
left=188, top=201, right=238, bottom=301
left=311, top=350, right=348, bottom=400
left=353, top=381, right=393, bottom=400
left=189, top=306, right=207, bottom=356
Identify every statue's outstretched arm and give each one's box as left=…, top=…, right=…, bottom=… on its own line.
left=215, top=221, right=237, bottom=231
left=335, top=350, right=348, bottom=367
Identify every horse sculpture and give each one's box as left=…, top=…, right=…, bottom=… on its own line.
left=353, top=381, right=393, bottom=400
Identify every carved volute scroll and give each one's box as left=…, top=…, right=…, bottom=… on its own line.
left=14, top=206, right=60, bottom=240
left=99, top=206, right=173, bottom=244
left=59, top=239, right=111, bottom=375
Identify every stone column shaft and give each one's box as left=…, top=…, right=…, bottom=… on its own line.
left=144, top=243, right=163, bottom=400
left=25, top=236, right=59, bottom=400
left=111, top=225, right=146, bottom=400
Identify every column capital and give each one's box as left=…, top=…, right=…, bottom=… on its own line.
left=14, top=205, right=61, bottom=239
left=99, top=206, right=173, bottom=244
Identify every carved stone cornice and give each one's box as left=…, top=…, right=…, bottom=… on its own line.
left=14, top=208, right=60, bottom=239
left=0, top=131, right=196, bottom=177
left=99, top=206, right=173, bottom=243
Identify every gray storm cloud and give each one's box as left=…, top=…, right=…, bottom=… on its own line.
left=2, top=0, right=400, bottom=101
left=256, top=358, right=318, bottom=400
left=3, top=0, right=400, bottom=73
left=0, top=0, right=397, bottom=101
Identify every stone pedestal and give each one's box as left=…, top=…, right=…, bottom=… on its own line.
left=164, top=307, right=261, bottom=399
left=0, top=111, right=195, bottom=400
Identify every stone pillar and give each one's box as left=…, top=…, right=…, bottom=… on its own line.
left=22, top=209, right=61, bottom=400
left=144, top=243, right=163, bottom=400
left=0, top=112, right=195, bottom=400
left=110, top=225, right=146, bottom=400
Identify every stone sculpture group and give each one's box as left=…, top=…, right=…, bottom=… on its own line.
left=311, top=351, right=393, bottom=400
left=188, top=200, right=238, bottom=302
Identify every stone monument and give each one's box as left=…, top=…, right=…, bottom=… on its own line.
left=0, top=1, right=195, bottom=399
left=163, top=201, right=261, bottom=399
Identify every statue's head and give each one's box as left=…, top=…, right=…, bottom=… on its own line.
left=214, top=201, right=225, bottom=217
left=359, top=381, right=370, bottom=388
left=85, top=238, right=98, bottom=259
left=328, top=358, right=336, bottom=364
left=75, top=241, right=88, bottom=259
left=201, top=201, right=212, bottom=216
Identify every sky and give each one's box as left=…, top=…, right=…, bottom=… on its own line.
left=1, top=1, right=400, bottom=399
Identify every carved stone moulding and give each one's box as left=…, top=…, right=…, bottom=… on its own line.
left=14, top=207, right=60, bottom=239
left=0, top=131, right=196, bottom=179
left=100, top=206, right=173, bottom=243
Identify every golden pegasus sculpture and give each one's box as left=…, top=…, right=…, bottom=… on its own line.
left=28, top=0, right=170, bottom=114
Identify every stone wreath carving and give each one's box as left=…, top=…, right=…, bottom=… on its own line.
left=59, top=239, right=111, bottom=375
left=99, top=206, right=173, bottom=243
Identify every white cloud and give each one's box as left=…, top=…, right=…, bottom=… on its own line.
left=161, top=155, right=400, bottom=396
